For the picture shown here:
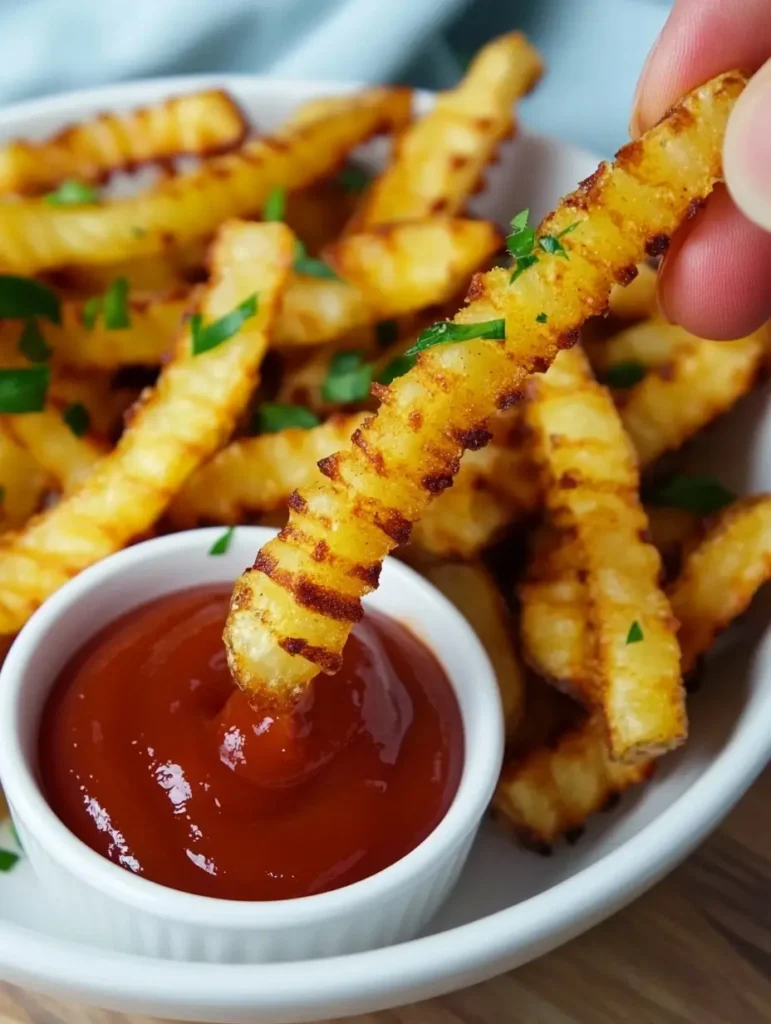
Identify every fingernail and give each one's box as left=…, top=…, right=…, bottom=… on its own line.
left=629, top=27, right=664, bottom=138
left=724, top=59, right=771, bottom=231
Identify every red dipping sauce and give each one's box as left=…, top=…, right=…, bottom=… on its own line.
left=39, top=585, right=463, bottom=901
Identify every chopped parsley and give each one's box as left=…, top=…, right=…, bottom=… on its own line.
left=293, top=240, right=339, bottom=280
left=0, top=848, right=19, bottom=872
left=322, top=350, right=373, bottom=403
left=337, top=163, right=372, bottom=193
left=405, top=318, right=506, bottom=357
left=103, top=277, right=131, bottom=330
left=254, top=403, right=320, bottom=433
left=62, top=402, right=90, bottom=437
left=604, top=361, right=647, bottom=389
left=378, top=353, right=415, bottom=385
left=0, top=366, right=50, bottom=413
left=17, top=319, right=52, bottom=363
left=626, top=621, right=644, bottom=645
left=0, top=276, right=60, bottom=324
left=263, top=186, right=286, bottom=222
left=208, top=526, right=236, bottom=556
left=44, top=180, right=99, bottom=206
left=82, top=296, right=102, bottom=330
left=536, top=312, right=548, bottom=324
left=375, top=319, right=399, bottom=349
left=648, top=474, right=737, bottom=516
left=506, top=209, right=579, bottom=282
left=191, top=293, right=258, bottom=355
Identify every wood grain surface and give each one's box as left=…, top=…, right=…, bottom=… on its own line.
left=1, top=768, right=768, bottom=1024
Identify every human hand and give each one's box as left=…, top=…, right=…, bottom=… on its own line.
left=631, top=0, right=771, bottom=340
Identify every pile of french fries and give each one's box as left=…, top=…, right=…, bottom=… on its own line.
left=0, top=34, right=768, bottom=851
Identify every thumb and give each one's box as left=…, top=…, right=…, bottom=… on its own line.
left=724, top=59, right=771, bottom=231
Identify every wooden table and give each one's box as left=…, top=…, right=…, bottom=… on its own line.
left=2, top=769, right=768, bottom=1024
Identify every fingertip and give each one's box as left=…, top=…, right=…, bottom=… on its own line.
left=657, top=187, right=771, bottom=340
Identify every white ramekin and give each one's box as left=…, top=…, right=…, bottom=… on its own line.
left=0, top=527, right=503, bottom=964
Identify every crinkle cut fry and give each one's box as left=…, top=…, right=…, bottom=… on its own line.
left=524, top=347, right=685, bottom=763
left=0, top=221, right=294, bottom=636
left=0, top=294, right=185, bottom=370
left=668, top=495, right=771, bottom=673
left=0, top=88, right=411, bottom=272
left=0, top=90, right=249, bottom=196
left=0, top=429, right=49, bottom=530
left=353, top=31, right=542, bottom=229
left=3, top=403, right=107, bottom=493
left=224, top=71, right=747, bottom=708
left=493, top=713, right=652, bottom=847
left=606, top=322, right=769, bottom=466
left=167, top=413, right=367, bottom=529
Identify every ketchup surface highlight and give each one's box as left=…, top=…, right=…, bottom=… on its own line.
left=39, top=585, right=463, bottom=901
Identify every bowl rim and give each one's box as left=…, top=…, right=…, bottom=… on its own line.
left=0, top=526, right=504, bottom=928
left=0, top=72, right=767, bottom=1021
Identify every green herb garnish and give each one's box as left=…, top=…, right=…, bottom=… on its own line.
left=209, top=526, right=236, bottom=556
left=648, top=475, right=737, bottom=516
left=44, top=180, right=99, bottom=206
left=103, top=277, right=131, bottom=330
left=405, top=319, right=506, bottom=357
left=375, top=319, right=399, bottom=349
left=62, top=402, right=90, bottom=437
left=0, top=366, right=50, bottom=413
left=337, top=163, right=371, bottom=193
left=82, top=296, right=101, bottom=330
left=626, top=621, right=644, bottom=645
left=378, top=354, right=415, bottom=385
left=131, top=226, right=147, bottom=238
left=18, top=319, right=52, bottom=363
left=0, top=485, right=5, bottom=504
left=263, top=186, right=286, bottom=222
left=191, top=293, right=258, bottom=355
left=506, top=209, right=579, bottom=282
left=0, top=848, right=19, bottom=872
left=0, top=276, right=60, bottom=324
left=255, top=403, right=321, bottom=433
left=604, top=361, right=647, bottom=389
left=293, top=240, right=339, bottom=280
left=322, top=350, right=373, bottom=403
left=536, top=312, right=548, bottom=324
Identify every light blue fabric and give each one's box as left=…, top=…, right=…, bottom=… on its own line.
left=0, top=0, right=671, bottom=155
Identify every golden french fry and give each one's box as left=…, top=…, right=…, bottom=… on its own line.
left=276, top=218, right=502, bottom=347
left=0, top=429, right=49, bottom=530
left=422, top=561, right=525, bottom=735
left=0, top=221, right=294, bottom=636
left=607, top=262, right=658, bottom=322
left=0, top=294, right=184, bottom=370
left=167, top=413, right=366, bottom=529
left=49, top=369, right=140, bottom=438
left=353, top=32, right=542, bottom=228
left=605, top=321, right=768, bottom=466
left=519, top=523, right=594, bottom=704
left=223, top=71, right=746, bottom=709
left=525, top=347, right=685, bottom=763
left=0, top=89, right=411, bottom=271
left=644, top=504, right=703, bottom=577
left=668, top=495, right=771, bottom=672
left=0, top=90, right=248, bottom=196
left=413, top=408, right=540, bottom=557
left=44, top=240, right=209, bottom=297
left=2, top=404, right=107, bottom=493
left=493, top=713, right=653, bottom=847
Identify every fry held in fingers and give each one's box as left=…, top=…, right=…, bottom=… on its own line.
left=224, top=71, right=745, bottom=710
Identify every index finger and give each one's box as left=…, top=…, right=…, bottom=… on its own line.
left=631, top=0, right=771, bottom=136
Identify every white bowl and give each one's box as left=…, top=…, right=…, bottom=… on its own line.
left=0, top=74, right=768, bottom=1023
left=0, top=527, right=503, bottom=962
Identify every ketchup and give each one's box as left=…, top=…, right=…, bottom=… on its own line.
left=39, top=586, right=463, bottom=901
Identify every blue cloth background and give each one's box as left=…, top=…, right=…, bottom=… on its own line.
left=0, top=0, right=672, bottom=156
